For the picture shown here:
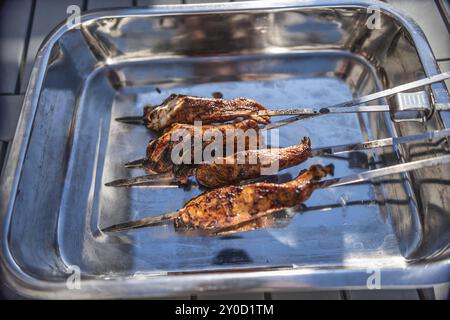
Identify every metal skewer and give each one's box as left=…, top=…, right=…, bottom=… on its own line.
left=102, top=211, right=179, bottom=233
left=257, top=105, right=391, bottom=117
left=330, top=71, right=450, bottom=108
left=104, top=172, right=178, bottom=188
left=311, top=128, right=450, bottom=157
left=319, top=154, right=450, bottom=188
left=262, top=114, right=314, bottom=130
left=101, top=154, right=450, bottom=234
left=124, top=158, right=148, bottom=169
left=114, top=116, right=145, bottom=125
left=108, top=128, right=450, bottom=188
left=258, top=101, right=450, bottom=118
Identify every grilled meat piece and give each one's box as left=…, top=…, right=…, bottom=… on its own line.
left=143, top=94, right=271, bottom=131
left=193, top=137, right=312, bottom=188
left=206, top=210, right=292, bottom=235
left=144, top=119, right=263, bottom=174
left=174, top=164, right=334, bottom=232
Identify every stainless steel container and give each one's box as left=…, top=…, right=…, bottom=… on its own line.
left=1, top=0, right=449, bottom=299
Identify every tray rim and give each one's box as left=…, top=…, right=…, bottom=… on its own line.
left=1, top=0, right=449, bottom=299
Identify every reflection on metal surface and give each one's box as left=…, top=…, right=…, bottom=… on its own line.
left=0, top=0, right=449, bottom=299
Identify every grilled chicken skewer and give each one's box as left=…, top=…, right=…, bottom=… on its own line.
left=187, top=137, right=312, bottom=188
left=174, top=164, right=333, bottom=233
left=102, top=154, right=450, bottom=235
left=106, top=137, right=312, bottom=188
left=124, top=114, right=315, bottom=170
left=105, top=128, right=450, bottom=188
left=102, top=164, right=333, bottom=235
left=100, top=198, right=378, bottom=235
left=116, top=94, right=271, bottom=132
left=116, top=72, right=450, bottom=131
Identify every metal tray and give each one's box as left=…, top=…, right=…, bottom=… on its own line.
left=1, top=0, right=449, bottom=299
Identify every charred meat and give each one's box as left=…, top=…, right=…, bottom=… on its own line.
left=193, top=137, right=312, bottom=188
left=143, top=94, right=271, bottom=131
left=174, top=164, right=334, bottom=233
